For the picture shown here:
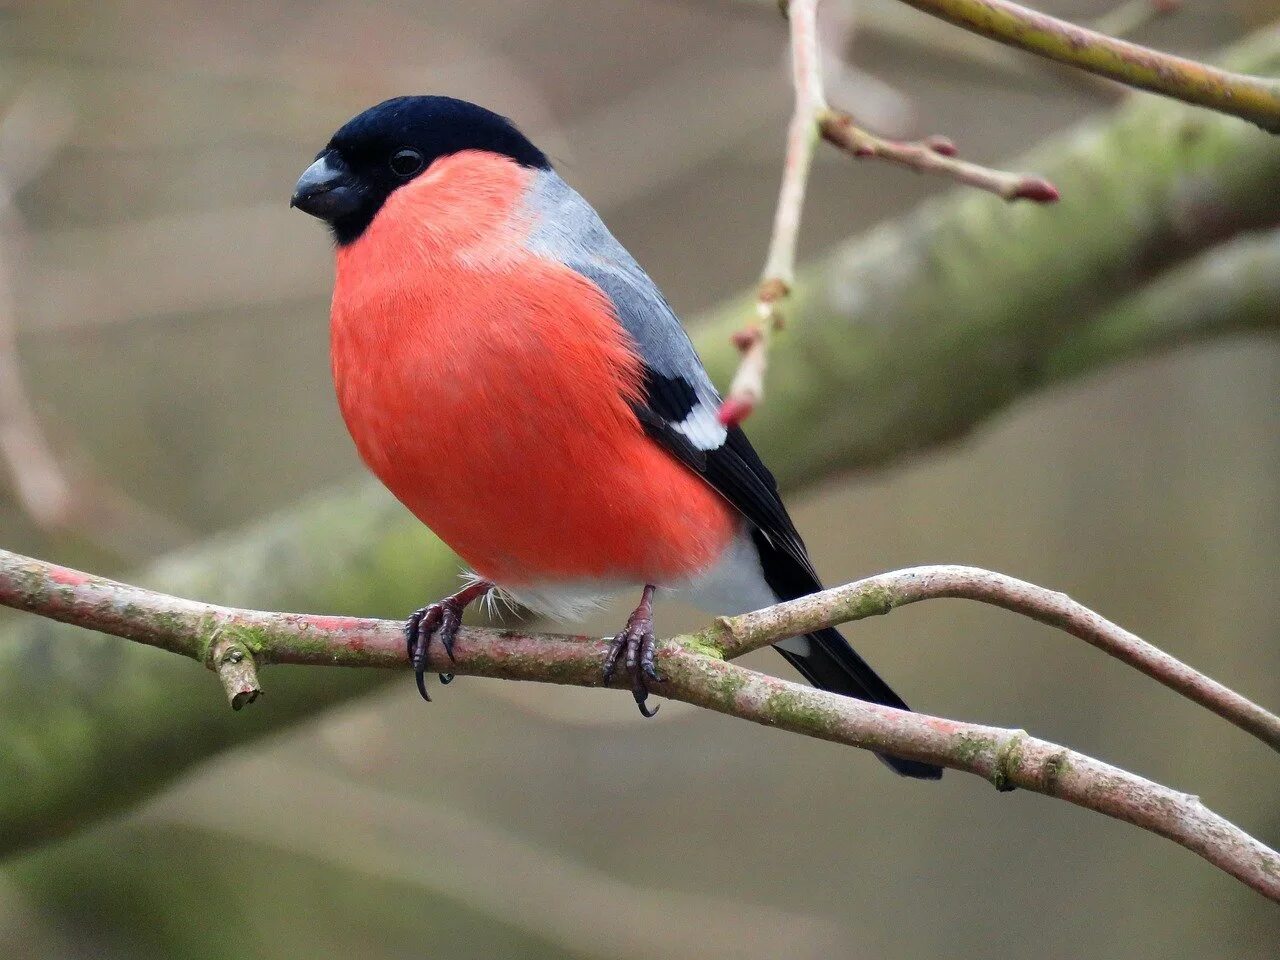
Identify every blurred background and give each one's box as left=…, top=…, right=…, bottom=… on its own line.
left=0, top=0, right=1278, bottom=957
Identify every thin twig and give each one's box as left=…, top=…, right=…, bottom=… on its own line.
left=819, top=112, right=1059, bottom=201
left=720, top=0, right=825, bottom=428
left=0, top=546, right=1276, bottom=902
left=891, top=0, right=1280, bottom=132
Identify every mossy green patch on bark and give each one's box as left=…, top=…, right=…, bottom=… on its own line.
left=991, top=731, right=1028, bottom=793
left=763, top=689, right=840, bottom=739
left=675, top=631, right=727, bottom=661
left=1042, top=750, right=1070, bottom=795
left=706, top=667, right=748, bottom=711
left=147, top=609, right=197, bottom=646
left=952, top=732, right=995, bottom=767
left=839, top=584, right=897, bottom=621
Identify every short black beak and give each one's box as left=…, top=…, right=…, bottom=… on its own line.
left=291, top=152, right=361, bottom=221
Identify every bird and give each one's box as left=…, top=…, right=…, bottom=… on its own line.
left=291, top=95, right=941, bottom=779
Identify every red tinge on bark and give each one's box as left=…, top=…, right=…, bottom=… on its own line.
left=731, top=327, right=763, bottom=352
left=1013, top=177, right=1060, bottom=203
left=925, top=135, right=958, bottom=156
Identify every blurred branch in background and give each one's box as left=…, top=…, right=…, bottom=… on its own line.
left=1089, top=0, right=1181, bottom=40
left=146, top=759, right=848, bottom=960
left=1042, top=227, right=1280, bottom=383
left=0, top=93, right=80, bottom=532
left=0, top=23, right=1277, bottom=867
left=0, top=89, right=189, bottom=559
left=2, top=548, right=1277, bottom=900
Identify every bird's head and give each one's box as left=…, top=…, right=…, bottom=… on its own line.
left=290, top=96, right=548, bottom=245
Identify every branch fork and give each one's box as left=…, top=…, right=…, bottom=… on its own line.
left=720, top=0, right=1059, bottom=427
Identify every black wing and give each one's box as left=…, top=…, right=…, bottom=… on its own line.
left=636, top=367, right=813, bottom=576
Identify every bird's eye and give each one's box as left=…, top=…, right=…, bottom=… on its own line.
left=389, top=148, right=425, bottom=177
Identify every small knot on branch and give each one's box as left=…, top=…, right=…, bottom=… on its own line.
left=1041, top=751, right=1070, bottom=795
left=992, top=730, right=1028, bottom=793
left=208, top=630, right=262, bottom=710
left=757, top=277, right=790, bottom=307
left=719, top=325, right=769, bottom=427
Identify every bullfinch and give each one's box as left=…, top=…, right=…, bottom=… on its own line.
left=292, top=96, right=940, bottom=778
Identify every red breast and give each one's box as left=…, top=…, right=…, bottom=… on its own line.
left=330, top=151, right=737, bottom=587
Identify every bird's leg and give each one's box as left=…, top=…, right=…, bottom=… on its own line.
left=405, top=579, right=493, bottom=701
left=602, top=584, right=664, bottom=717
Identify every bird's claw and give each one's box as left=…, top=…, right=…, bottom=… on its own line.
left=603, top=596, right=663, bottom=717
left=405, top=597, right=464, bottom=701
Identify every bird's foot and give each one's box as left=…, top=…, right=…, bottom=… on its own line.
left=602, top=585, right=663, bottom=717
left=405, top=579, right=492, bottom=701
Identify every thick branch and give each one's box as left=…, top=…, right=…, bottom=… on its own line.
left=891, top=0, right=1280, bottom=132
left=1041, top=227, right=1280, bottom=383
left=1, top=548, right=1276, bottom=902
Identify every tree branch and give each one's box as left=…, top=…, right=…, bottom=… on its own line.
left=890, top=0, right=1280, bottom=132
left=702, top=565, right=1280, bottom=751
left=1, top=547, right=1276, bottom=902
left=697, top=29, right=1280, bottom=482
left=1041, top=227, right=1280, bottom=383
left=721, top=0, right=1057, bottom=426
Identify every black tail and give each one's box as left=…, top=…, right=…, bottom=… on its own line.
left=749, top=530, right=942, bottom=780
